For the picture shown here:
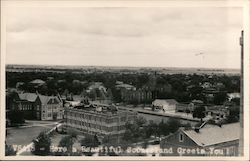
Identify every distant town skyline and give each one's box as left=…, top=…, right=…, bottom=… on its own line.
left=5, top=6, right=243, bottom=69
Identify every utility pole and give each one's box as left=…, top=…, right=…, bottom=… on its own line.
left=239, top=30, right=244, bottom=156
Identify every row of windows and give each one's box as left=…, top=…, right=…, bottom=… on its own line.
left=19, top=104, right=32, bottom=111
left=67, top=119, right=125, bottom=132
left=122, top=91, right=152, bottom=100
left=67, top=111, right=126, bottom=123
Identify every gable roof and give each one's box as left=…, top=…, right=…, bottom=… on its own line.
left=18, top=93, right=38, bottom=102
left=18, top=93, right=61, bottom=105
left=181, top=123, right=240, bottom=147
left=38, top=95, right=61, bottom=105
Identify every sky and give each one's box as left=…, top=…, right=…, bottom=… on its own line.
left=5, top=7, right=243, bottom=69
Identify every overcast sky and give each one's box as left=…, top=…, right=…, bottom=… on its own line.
left=5, top=7, right=243, bottom=69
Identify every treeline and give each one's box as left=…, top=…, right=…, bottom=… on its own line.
left=6, top=71, right=240, bottom=103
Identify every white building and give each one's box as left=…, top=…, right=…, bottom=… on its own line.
left=152, top=99, right=178, bottom=112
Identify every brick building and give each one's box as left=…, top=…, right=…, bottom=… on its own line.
left=64, top=103, right=137, bottom=142
left=8, top=92, right=63, bottom=120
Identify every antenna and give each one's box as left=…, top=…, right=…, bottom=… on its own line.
left=195, top=52, right=205, bottom=60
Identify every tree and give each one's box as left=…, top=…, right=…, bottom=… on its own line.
left=214, top=92, right=228, bottom=105
left=166, top=118, right=182, bottom=133
left=192, top=105, right=206, bottom=122
left=32, top=131, right=51, bottom=156
left=58, top=135, right=75, bottom=155
left=80, top=135, right=99, bottom=156
left=231, top=98, right=240, bottom=106
left=5, top=144, right=16, bottom=156
left=8, top=110, right=25, bottom=126
left=226, top=106, right=240, bottom=123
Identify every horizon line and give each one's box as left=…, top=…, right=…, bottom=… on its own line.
left=6, top=63, right=241, bottom=71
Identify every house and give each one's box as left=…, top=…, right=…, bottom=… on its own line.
left=9, top=92, right=63, bottom=120
left=87, top=82, right=107, bottom=93
left=176, top=103, right=194, bottom=113
left=152, top=99, right=178, bottom=112
left=201, top=82, right=213, bottom=89
left=176, top=100, right=202, bottom=113
left=38, top=95, right=64, bottom=120
left=227, top=93, right=240, bottom=101
left=205, top=105, right=230, bottom=122
left=160, top=122, right=240, bottom=156
left=202, top=88, right=219, bottom=104
left=121, top=88, right=153, bottom=104
left=29, top=79, right=46, bottom=86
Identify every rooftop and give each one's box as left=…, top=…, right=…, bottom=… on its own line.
left=29, top=79, right=46, bottom=84
left=68, top=103, right=135, bottom=116
left=153, top=99, right=178, bottom=105
left=182, top=122, right=240, bottom=147
left=18, top=93, right=61, bottom=104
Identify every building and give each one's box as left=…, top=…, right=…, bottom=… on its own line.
left=120, top=72, right=172, bottom=104
left=9, top=92, right=63, bottom=120
left=64, top=103, right=137, bottom=142
left=176, top=103, right=194, bottom=113
left=87, top=82, right=107, bottom=93
left=160, top=122, right=240, bottom=156
left=152, top=99, right=178, bottom=112
left=121, top=88, right=153, bottom=104
left=205, top=105, right=230, bottom=122
left=227, top=93, right=240, bottom=101
left=175, top=100, right=203, bottom=113
left=29, top=79, right=46, bottom=86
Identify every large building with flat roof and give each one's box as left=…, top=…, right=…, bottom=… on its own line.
left=64, top=103, right=137, bottom=142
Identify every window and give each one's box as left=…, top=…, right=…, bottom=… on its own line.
left=179, top=133, right=184, bottom=142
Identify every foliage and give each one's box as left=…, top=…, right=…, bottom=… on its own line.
left=58, top=135, right=75, bottom=155
left=123, top=116, right=147, bottom=142
left=123, top=116, right=183, bottom=144
left=7, top=70, right=240, bottom=101
left=214, top=92, right=228, bottom=105
left=226, top=106, right=240, bottom=123
left=8, top=110, right=25, bottom=126
left=5, top=144, right=16, bottom=156
left=192, top=105, right=206, bottom=122
left=32, top=131, right=51, bottom=156
left=80, top=135, right=100, bottom=156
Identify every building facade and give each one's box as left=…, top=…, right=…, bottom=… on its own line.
left=160, top=123, right=240, bottom=156
left=64, top=103, right=137, bottom=142
left=9, top=92, right=63, bottom=121
left=152, top=99, right=178, bottom=112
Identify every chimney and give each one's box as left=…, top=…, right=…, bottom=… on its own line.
left=194, top=127, right=200, bottom=133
